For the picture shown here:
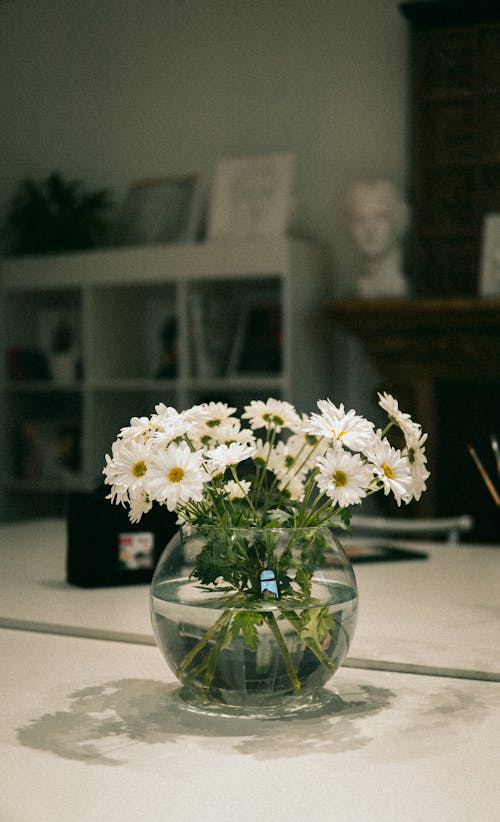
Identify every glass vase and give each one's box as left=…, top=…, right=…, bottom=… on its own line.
left=150, top=525, right=358, bottom=718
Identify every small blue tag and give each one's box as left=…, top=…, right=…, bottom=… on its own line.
left=260, top=568, right=279, bottom=599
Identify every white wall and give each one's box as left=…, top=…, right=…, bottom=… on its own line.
left=0, top=0, right=408, bottom=406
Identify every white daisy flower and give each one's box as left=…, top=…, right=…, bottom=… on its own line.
left=203, top=402, right=237, bottom=426
left=118, top=415, right=162, bottom=443
left=267, top=439, right=307, bottom=482
left=224, top=425, right=257, bottom=447
left=278, top=472, right=305, bottom=502
left=287, top=426, right=324, bottom=469
left=305, top=400, right=375, bottom=452
left=153, top=402, right=177, bottom=417
left=366, top=436, right=414, bottom=506
left=252, top=438, right=274, bottom=465
left=404, top=429, right=430, bottom=502
left=103, top=438, right=151, bottom=494
left=196, top=417, right=243, bottom=448
left=223, top=479, right=251, bottom=500
left=152, top=404, right=201, bottom=444
left=105, top=481, right=129, bottom=508
left=144, top=441, right=209, bottom=510
left=242, top=398, right=301, bottom=433
left=377, top=391, right=405, bottom=421
left=315, top=450, right=374, bottom=507
left=292, top=414, right=325, bottom=444
left=128, top=488, right=153, bottom=523
left=205, top=442, right=256, bottom=474
left=378, top=391, right=422, bottom=440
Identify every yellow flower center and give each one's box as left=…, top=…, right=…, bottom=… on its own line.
left=381, top=462, right=394, bottom=479
left=132, top=460, right=147, bottom=477
left=331, top=428, right=346, bottom=439
left=168, top=466, right=185, bottom=483
left=332, top=469, right=348, bottom=487
left=263, top=413, right=285, bottom=427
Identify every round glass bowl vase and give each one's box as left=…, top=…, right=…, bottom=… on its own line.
left=150, top=525, right=358, bottom=718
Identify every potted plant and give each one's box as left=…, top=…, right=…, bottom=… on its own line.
left=3, top=171, right=113, bottom=255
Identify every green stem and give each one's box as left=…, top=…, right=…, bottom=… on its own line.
left=295, top=471, right=324, bottom=525
left=252, top=426, right=278, bottom=504
left=380, top=420, right=396, bottom=438
left=176, top=610, right=232, bottom=679
left=283, top=610, right=335, bottom=670
left=229, top=466, right=259, bottom=519
left=265, top=612, right=301, bottom=692
left=201, top=613, right=234, bottom=697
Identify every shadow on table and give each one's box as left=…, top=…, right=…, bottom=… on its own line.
left=17, top=677, right=394, bottom=764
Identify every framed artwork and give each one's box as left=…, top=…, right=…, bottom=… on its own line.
left=207, top=151, right=295, bottom=238
left=479, top=214, right=500, bottom=295
left=114, top=175, right=204, bottom=246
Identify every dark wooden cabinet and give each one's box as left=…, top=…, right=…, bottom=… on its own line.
left=324, top=295, right=500, bottom=540
left=400, top=1, right=500, bottom=296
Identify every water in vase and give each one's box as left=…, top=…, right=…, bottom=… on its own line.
left=151, top=577, right=358, bottom=712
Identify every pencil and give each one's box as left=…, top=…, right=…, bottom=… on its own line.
left=467, top=444, right=500, bottom=506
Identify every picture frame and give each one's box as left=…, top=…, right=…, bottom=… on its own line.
left=227, top=299, right=282, bottom=375
left=114, top=174, right=204, bottom=246
left=207, top=151, right=295, bottom=239
left=479, top=213, right=500, bottom=295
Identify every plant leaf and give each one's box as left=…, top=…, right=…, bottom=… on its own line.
left=230, top=610, right=263, bottom=652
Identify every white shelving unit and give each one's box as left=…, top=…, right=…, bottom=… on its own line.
left=0, top=237, right=328, bottom=519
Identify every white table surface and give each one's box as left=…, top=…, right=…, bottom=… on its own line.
left=0, top=518, right=498, bottom=680
left=2, top=627, right=500, bottom=822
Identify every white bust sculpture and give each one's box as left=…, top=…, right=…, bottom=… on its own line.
left=346, top=179, right=410, bottom=298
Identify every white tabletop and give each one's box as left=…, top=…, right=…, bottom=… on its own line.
left=0, top=518, right=498, bottom=680
left=348, top=537, right=500, bottom=680
left=0, top=518, right=152, bottom=642
left=1, top=627, right=499, bottom=822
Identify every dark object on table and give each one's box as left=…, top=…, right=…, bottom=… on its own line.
left=345, top=543, right=428, bottom=563
left=66, top=486, right=177, bottom=587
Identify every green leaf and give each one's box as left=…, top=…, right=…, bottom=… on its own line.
left=280, top=606, right=336, bottom=671
left=230, top=611, right=264, bottom=651
left=294, top=563, right=312, bottom=599
left=296, top=606, right=336, bottom=647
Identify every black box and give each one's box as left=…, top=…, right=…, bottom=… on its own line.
left=66, top=487, right=177, bottom=588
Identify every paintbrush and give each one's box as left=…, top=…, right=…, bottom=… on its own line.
left=490, top=433, right=500, bottom=479
left=467, top=443, right=500, bottom=506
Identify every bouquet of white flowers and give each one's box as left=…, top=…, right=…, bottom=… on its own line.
left=103, top=393, right=429, bottom=709
left=104, top=392, right=429, bottom=530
